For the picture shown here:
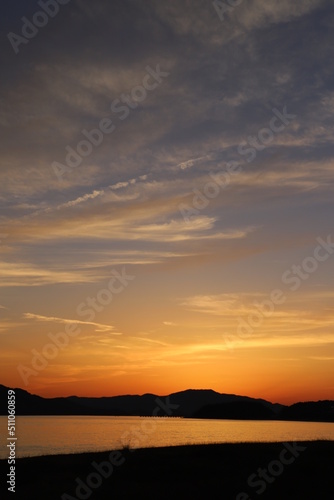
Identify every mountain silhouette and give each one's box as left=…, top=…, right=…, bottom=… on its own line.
left=193, top=400, right=277, bottom=420
left=1, top=385, right=333, bottom=422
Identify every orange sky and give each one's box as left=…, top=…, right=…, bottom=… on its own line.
left=1, top=282, right=334, bottom=404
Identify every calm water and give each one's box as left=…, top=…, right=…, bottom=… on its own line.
left=1, top=416, right=333, bottom=459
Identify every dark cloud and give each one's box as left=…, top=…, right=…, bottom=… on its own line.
left=1, top=0, right=334, bottom=281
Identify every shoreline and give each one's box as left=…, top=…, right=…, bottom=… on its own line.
left=1, top=440, right=333, bottom=499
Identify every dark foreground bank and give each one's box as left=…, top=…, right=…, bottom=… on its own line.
left=1, top=441, right=333, bottom=499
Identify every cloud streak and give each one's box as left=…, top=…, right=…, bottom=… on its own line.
left=23, top=313, right=120, bottom=334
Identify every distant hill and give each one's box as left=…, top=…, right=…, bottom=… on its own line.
left=1, top=385, right=333, bottom=422
left=279, top=401, right=334, bottom=422
left=193, top=400, right=277, bottom=420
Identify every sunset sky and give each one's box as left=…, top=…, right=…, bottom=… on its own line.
left=1, top=0, right=334, bottom=404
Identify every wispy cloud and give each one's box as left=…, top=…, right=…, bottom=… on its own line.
left=1, top=0, right=334, bottom=401
left=177, top=154, right=212, bottom=170
left=23, top=313, right=120, bottom=334
left=134, top=337, right=169, bottom=347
